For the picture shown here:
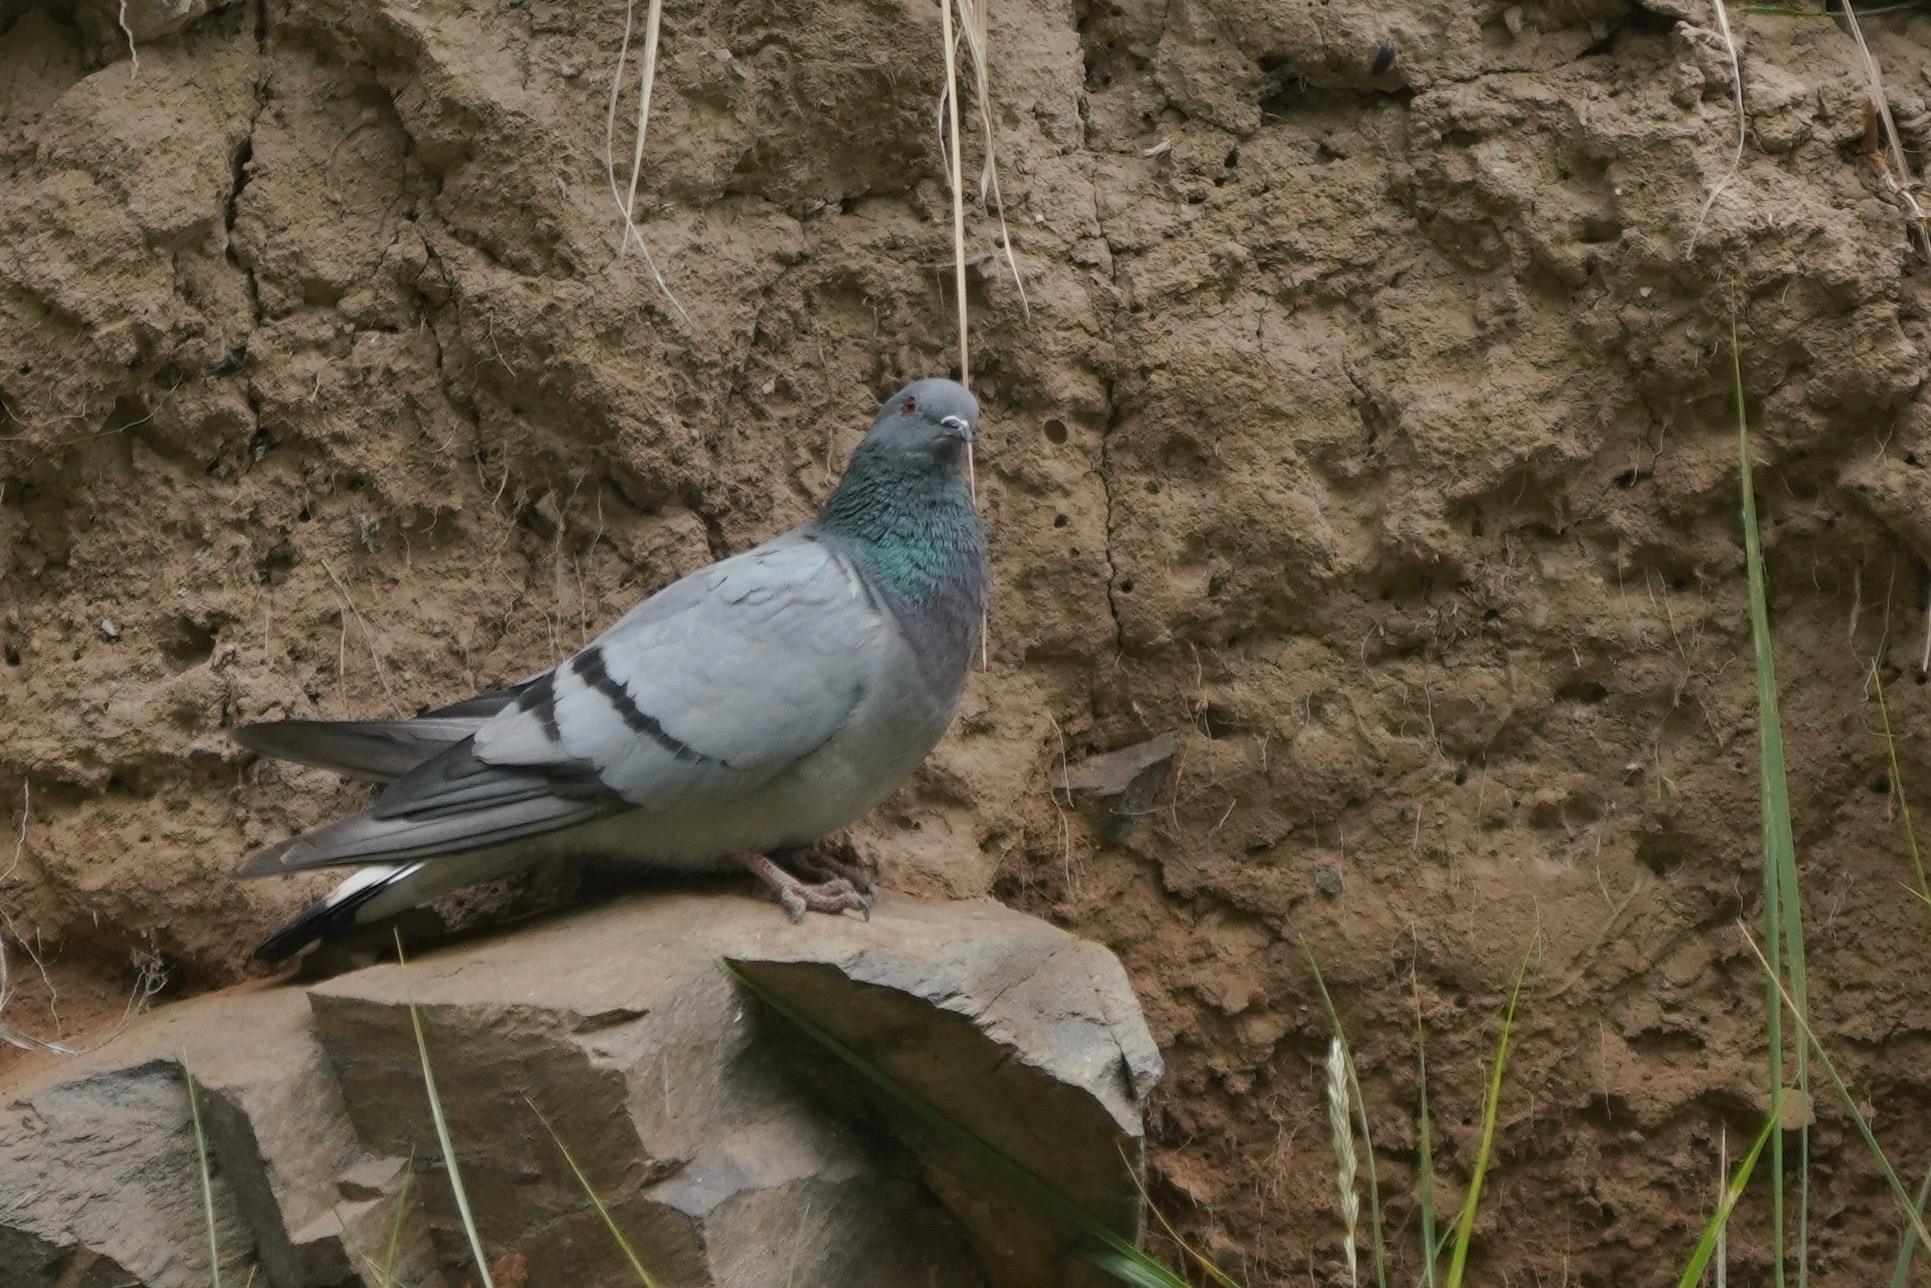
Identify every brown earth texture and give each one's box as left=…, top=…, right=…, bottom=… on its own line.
left=4, top=0, right=1931, bottom=1282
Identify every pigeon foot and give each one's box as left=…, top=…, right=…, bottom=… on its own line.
left=767, top=845, right=879, bottom=899
left=740, top=853, right=875, bottom=921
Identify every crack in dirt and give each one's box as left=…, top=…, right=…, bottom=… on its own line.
left=1095, top=378, right=1127, bottom=657
left=223, top=0, right=271, bottom=331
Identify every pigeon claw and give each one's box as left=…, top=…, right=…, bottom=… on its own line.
left=767, top=845, right=879, bottom=899
left=740, top=854, right=877, bottom=921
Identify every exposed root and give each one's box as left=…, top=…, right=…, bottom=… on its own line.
left=1841, top=0, right=1931, bottom=260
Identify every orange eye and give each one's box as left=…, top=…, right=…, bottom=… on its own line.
left=901, top=397, right=917, bottom=414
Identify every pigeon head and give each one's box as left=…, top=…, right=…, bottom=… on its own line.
left=854, top=378, right=979, bottom=472
left=814, top=377, right=986, bottom=605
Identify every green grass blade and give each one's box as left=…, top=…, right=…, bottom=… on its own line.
left=1869, top=662, right=1931, bottom=901
left=1735, top=331, right=1807, bottom=1286
left=1303, top=946, right=1387, bottom=1288
left=1889, top=1160, right=1931, bottom=1287
left=528, top=1097, right=663, bottom=1286
left=1870, top=660, right=1931, bottom=1285
left=1743, top=928, right=1931, bottom=1253
left=1414, top=976, right=1438, bottom=1288
left=185, top=1069, right=223, bottom=1288
left=1117, top=1144, right=1241, bottom=1288
left=381, top=1156, right=414, bottom=1285
left=1442, top=940, right=1532, bottom=1288
left=1086, top=1245, right=1197, bottom=1288
left=1676, top=1105, right=1779, bottom=1288
left=718, top=960, right=1190, bottom=1288
left=395, top=937, right=493, bottom=1288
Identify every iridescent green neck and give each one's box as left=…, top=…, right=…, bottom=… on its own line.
left=813, top=453, right=983, bottom=608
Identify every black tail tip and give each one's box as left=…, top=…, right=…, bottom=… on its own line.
left=253, top=917, right=324, bottom=963
left=252, top=885, right=380, bottom=963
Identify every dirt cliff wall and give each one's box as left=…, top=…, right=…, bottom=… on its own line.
left=5, top=0, right=1931, bottom=1281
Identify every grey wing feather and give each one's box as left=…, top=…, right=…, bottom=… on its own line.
left=233, top=717, right=490, bottom=783
left=473, top=530, right=887, bottom=811
left=234, top=675, right=541, bottom=783
left=235, top=741, right=621, bottom=875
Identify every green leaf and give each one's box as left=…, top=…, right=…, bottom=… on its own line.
left=1415, top=977, right=1438, bottom=1288
left=1734, top=329, right=1809, bottom=1286
left=1675, top=1105, right=1778, bottom=1288
left=528, top=1098, right=663, bottom=1287
left=1442, top=940, right=1533, bottom=1288
left=185, top=1069, right=223, bottom=1288
left=395, top=935, right=493, bottom=1288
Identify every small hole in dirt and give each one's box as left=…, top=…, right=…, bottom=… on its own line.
left=1145, top=480, right=1162, bottom=495
left=297, top=506, right=312, bottom=522
left=1452, top=768, right=1468, bottom=786
left=1119, top=578, right=1134, bottom=593
left=164, top=617, right=217, bottom=670
left=1614, top=467, right=1643, bottom=488
left=1053, top=514, right=1069, bottom=528
left=1223, top=147, right=1240, bottom=169
left=1043, top=418, right=1069, bottom=444
left=1871, top=775, right=1892, bottom=794
left=1919, top=671, right=1929, bottom=686
left=3, top=644, right=18, bottom=667
left=1195, top=704, right=1242, bottom=739
left=1906, top=452, right=1922, bottom=468
left=1556, top=679, right=1609, bottom=703
left=1636, top=831, right=1686, bottom=878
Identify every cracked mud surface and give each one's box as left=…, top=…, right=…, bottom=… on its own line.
left=5, top=0, right=1931, bottom=1281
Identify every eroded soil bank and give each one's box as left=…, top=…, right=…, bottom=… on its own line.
left=4, top=0, right=1931, bottom=1281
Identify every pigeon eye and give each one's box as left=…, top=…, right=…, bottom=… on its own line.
left=901, top=396, right=917, bottom=415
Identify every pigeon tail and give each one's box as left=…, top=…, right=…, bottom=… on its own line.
left=253, top=863, right=419, bottom=961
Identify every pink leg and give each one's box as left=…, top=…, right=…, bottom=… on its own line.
left=768, top=846, right=879, bottom=898
left=739, top=853, right=874, bottom=922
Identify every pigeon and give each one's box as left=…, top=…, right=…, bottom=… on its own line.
left=236, top=378, right=985, bottom=961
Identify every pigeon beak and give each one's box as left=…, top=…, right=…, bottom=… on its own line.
left=939, top=415, right=972, bottom=443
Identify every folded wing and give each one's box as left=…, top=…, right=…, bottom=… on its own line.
left=237, top=532, right=887, bottom=875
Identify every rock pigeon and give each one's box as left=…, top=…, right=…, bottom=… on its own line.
left=236, top=378, right=985, bottom=961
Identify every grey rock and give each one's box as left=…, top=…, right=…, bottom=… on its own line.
left=0, top=988, right=440, bottom=1288
left=1055, top=731, right=1178, bottom=842
left=0, top=893, right=1161, bottom=1288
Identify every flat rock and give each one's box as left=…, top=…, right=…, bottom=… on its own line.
left=1054, top=732, right=1178, bottom=843
left=0, top=892, right=1161, bottom=1287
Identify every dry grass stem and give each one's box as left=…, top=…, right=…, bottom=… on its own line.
left=187, top=1069, right=224, bottom=1288
left=1326, top=1038, right=1361, bottom=1287
left=936, top=0, right=990, bottom=669
left=953, top=0, right=1029, bottom=318
left=1688, top=0, right=1745, bottom=249
left=604, top=0, right=688, bottom=318
left=317, top=556, right=404, bottom=717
